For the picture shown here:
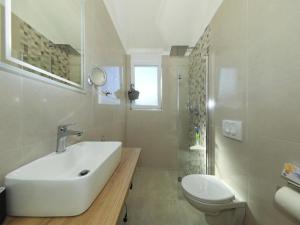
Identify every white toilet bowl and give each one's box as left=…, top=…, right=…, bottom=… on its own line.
left=181, top=174, right=246, bottom=225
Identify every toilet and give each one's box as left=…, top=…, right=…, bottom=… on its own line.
left=181, top=174, right=246, bottom=225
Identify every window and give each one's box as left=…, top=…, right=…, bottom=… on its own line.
left=131, top=65, right=162, bottom=110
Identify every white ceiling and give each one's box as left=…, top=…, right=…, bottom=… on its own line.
left=103, top=0, right=223, bottom=54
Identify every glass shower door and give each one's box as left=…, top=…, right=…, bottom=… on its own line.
left=176, top=71, right=190, bottom=180
left=177, top=54, right=209, bottom=181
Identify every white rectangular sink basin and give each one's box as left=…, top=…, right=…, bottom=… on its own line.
left=5, top=141, right=122, bottom=217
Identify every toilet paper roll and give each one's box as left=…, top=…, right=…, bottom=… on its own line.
left=275, top=186, right=300, bottom=221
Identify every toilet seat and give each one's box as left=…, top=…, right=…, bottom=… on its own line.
left=181, top=175, right=235, bottom=204
left=181, top=174, right=246, bottom=225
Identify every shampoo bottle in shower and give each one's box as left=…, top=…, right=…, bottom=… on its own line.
left=195, top=127, right=201, bottom=146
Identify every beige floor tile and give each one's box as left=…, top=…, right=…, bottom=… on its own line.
left=119, top=167, right=208, bottom=225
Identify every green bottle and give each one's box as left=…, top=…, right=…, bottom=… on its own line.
left=195, top=127, right=201, bottom=145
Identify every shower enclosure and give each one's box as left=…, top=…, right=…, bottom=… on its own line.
left=176, top=52, right=210, bottom=181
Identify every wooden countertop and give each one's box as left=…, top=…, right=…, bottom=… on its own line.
left=4, top=147, right=141, bottom=225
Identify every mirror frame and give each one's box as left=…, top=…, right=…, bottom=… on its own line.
left=88, top=67, right=107, bottom=87
left=3, top=0, right=85, bottom=90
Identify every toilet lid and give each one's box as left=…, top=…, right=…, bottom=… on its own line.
left=182, top=174, right=235, bottom=204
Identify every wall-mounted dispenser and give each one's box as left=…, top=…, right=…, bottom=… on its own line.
left=274, top=163, right=300, bottom=221
left=275, top=186, right=300, bottom=221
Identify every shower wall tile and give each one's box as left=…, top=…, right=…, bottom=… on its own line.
left=186, top=27, right=210, bottom=175
left=0, top=0, right=126, bottom=185
left=188, top=27, right=210, bottom=146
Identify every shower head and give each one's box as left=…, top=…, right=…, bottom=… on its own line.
left=170, top=46, right=194, bottom=57
left=170, top=46, right=188, bottom=57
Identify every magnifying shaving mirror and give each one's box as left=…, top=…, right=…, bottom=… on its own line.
left=88, top=67, right=107, bottom=86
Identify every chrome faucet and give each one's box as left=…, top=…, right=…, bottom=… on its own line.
left=56, top=124, right=83, bottom=153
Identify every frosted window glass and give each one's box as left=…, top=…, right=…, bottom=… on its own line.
left=134, top=66, right=159, bottom=106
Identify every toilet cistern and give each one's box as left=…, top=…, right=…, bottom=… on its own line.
left=56, top=124, right=83, bottom=153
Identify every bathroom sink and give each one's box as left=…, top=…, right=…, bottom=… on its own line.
left=5, top=141, right=122, bottom=217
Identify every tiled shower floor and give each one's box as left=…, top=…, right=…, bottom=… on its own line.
left=119, top=167, right=208, bottom=225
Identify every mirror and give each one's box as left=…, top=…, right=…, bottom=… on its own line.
left=98, top=66, right=123, bottom=105
left=1, top=0, right=84, bottom=88
left=88, top=67, right=107, bottom=86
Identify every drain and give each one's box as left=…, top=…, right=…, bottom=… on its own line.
left=177, top=176, right=182, bottom=182
left=78, top=169, right=90, bottom=177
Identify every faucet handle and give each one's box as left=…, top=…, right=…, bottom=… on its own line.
left=58, top=123, right=76, bottom=131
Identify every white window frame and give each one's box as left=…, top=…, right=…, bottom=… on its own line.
left=130, top=54, right=162, bottom=110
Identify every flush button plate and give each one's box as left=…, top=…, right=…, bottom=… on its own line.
left=222, top=120, right=243, bottom=141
